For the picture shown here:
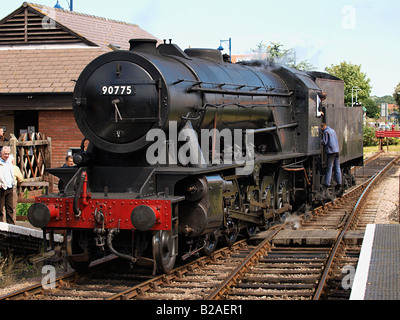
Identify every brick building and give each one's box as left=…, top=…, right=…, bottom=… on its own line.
left=0, top=2, right=159, bottom=166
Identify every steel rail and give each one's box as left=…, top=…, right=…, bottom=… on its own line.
left=350, top=150, right=383, bottom=174
left=313, top=155, right=400, bottom=300
left=0, top=255, right=118, bottom=300
left=205, top=223, right=286, bottom=300
left=0, top=270, right=79, bottom=300
left=2, top=153, right=395, bottom=301
left=107, top=239, right=248, bottom=300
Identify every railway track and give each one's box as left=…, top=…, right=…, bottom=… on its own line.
left=1, top=153, right=399, bottom=301
left=316, top=154, right=400, bottom=299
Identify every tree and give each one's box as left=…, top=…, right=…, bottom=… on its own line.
left=252, top=41, right=315, bottom=71
left=373, top=95, right=396, bottom=104
left=363, top=125, right=378, bottom=147
left=393, top=82, right=400, bottom=106
left=362, top=98, right=379, bottom=119
left=325, top=62, right=371, bottom=106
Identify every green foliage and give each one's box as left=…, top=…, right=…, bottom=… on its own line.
left=373, top=95, right=396, bottom=105
left=383, top=137, right=400, bottom=146
left=362, top=98, right=380, bottom=119
left=364, top=125, right=400, bottom=147
left=16, top=189, right=32, bottom=216
left=363, top=125, right=378, bottom=146
left=252, top=41, right=315, bottom=71
left=394, top=82, right=400, bottom=106
left=265, top=42, right=287, bottom=62
left=325, top=61, right=371, bottom=106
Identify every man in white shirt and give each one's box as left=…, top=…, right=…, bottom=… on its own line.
left=0, top=146, right=15, bottom=224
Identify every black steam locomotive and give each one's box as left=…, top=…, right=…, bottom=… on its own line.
left=28, top=39, right=363, bottom=273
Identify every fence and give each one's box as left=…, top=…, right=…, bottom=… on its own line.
left=0, top=132, right=52, bottom=202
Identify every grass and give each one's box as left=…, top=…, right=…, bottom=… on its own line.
left=0, top=254, right=40, bottom=288
left=364, top=144, right=400, bottom=158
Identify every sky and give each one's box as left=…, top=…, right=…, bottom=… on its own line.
left=1, top=0, right=399, bottom=97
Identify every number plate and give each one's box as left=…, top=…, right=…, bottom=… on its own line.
left=101, top=85, right=134, bottom=95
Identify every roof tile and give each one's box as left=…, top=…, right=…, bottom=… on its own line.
left=0, top=3, right=160, bottom=94
left=27, top=3, right=159, bottom=50
left=0, top=48, right=106, bottom=93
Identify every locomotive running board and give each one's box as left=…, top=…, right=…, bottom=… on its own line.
left=229, top=202, right=292, bottom=225
left=229, top=209, right=264, bottom=225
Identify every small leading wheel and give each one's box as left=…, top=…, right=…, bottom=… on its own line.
left=201, top=232, right=219, bottom=256
left=153, top=229, right=178, bottom=274
left=66, top=229, right=91, bottom=273
left=222, top=229, right=238, bottom=246
left=222, top=220, right=239, bottom=246
left=68, top=257, right=91, bottom=273
left=243, top=224, right=258, bottom=238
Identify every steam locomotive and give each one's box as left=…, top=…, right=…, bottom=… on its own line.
left=28, top=39, right=363, bottom=273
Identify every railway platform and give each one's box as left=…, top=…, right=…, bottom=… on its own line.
left=350, top=224, right=400, bottom=300
left=0, top=221, right=63, bottom=256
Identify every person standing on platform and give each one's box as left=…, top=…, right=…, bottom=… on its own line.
left=8, top=154, right=24, bottom=223
left=0, top=146, right=15, bottom=224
